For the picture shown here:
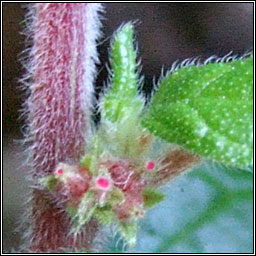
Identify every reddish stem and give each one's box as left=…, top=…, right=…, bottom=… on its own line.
left=22, top=3, right=102, bottom=252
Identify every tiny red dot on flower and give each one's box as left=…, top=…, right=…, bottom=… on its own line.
left=146, top=161, right=155, bottom=171
left=56, top=168, right=63, bottom=175
left=96, top=176, right=111, bottom=191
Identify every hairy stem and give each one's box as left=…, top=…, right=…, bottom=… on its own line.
left=21, top=3, right=102, bottom=252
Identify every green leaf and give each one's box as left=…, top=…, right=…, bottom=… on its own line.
left=102, top=23, right=143, bottom=123
left=142, top=188, right=165, bottom=208
left=132, top=163, right=253, bottom=253
left=142, top=57, right=253, bottom=167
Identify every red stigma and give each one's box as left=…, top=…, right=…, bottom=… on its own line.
left=96, top=176, right=111, bottom=190
left=56, top=168, right=63, bottom=175
left=146, top=161, right=155, bottom=171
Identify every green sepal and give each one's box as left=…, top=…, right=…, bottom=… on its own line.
left=72, top=190, right=97, bottom=233
left=109, top=187, right=125, bottom=206
left=80, top=155, right=92, bottom=170
left=94, top=204, right=115, bottom=225
left=118, top=221, right=137, bottom=247
left=142, top=188, right=165, bottom=208
left=81, top=136, right=104, bottom=174
left=38, top=175, right=57, bottom=191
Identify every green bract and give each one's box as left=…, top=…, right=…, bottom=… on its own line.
left=99, top=24, right=150, bottom=159
left=143, top=188, right=165, bottom=208
left=142, top=57, right=253, bottom=168
left=102, top=23, right=144, bottom=123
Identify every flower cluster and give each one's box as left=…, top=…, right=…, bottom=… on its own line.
left=30, top=13, right=199, bottom=249
left=40, top=133, right=198, bottom=246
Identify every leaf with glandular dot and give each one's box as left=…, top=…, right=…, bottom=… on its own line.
left=142, top=57, right=253, bottom=168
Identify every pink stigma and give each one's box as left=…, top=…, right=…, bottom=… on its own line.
left=56, top=168, right=63, bottom=175
left=146, top=161, right=155, bottom=171
left=96, top=176, right=111, bottom=191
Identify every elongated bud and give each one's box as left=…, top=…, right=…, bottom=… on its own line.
left=21, top=3, right=102, bottom=252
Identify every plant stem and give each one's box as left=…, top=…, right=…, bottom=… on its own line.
left=22, top=3, right=102, bottom=252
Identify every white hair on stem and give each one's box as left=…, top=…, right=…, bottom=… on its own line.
left=18, top=3, right=104, bottom=253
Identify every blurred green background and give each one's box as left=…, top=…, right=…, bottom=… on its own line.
left=3, top=3, right=253, bottom=253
